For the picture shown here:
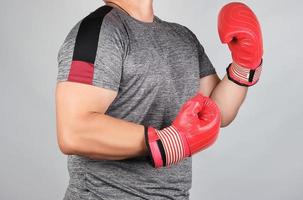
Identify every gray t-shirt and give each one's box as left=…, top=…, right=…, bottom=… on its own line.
left=57, top=5, right=216, bottom=200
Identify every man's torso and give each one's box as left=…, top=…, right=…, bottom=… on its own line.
left=57, top=5, right=215, bottom=200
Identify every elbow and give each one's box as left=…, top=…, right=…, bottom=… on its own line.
left=57, top=128, right=78, bottom=155
left=220, top=120, right=232, bottom=128
left=220, top=112, right=237, bottom=128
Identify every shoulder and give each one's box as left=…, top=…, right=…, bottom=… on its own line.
left=161, top=20, right=186, bottom=32
left=57, top=6, right=127, bottom=62
left=160, top=20, right=199, bottom=42
left=61, top=6, right=126, bottom=46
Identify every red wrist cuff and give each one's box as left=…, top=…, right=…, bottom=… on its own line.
left=226, top=61, right=262, bottom=87
left=145, top=127, right=165, bottom=168
left=145, top=126, right=186, bottom=168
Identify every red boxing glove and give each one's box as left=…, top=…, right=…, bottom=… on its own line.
left=218, top=2, right=263, bottom=86
left=145, top=94, right=221, bottom=168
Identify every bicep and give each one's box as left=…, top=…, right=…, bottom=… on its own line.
left=199, top=74, right=221, bottom=97
left=56, top=81, right=117, bottom=118
left=55, top=81, right=117, bottom=152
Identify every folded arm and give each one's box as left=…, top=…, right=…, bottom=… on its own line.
left=199, top=74, right=247, bottom=127
left=199, top=2, right=263, bottom=127
left=55, top=81, right=147, bottom=160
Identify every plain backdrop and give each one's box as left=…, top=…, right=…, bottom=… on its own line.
left=1, top=0, right=302, bottom=199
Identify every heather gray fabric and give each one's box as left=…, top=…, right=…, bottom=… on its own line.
left=57, top=6, right=216, bottom=200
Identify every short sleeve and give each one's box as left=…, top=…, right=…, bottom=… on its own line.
left=182, top=26, right=216, bottom=78
left=57, top=6, right=125, bottom=92
left=196, top=41, right=216, bottom=78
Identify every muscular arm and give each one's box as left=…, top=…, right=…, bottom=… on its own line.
left=199, top=2, right=263, bottom=127
left=199, top=74, right=247, bottom=127
left=56, top=82, right=147, bottom=160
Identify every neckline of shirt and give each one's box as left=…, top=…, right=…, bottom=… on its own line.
left=110, top=6, right=161, bottom=27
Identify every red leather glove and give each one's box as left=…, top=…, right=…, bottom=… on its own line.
left=145, top=94, right=221, bottom=168
left=218, top=2, right=263, bottom=86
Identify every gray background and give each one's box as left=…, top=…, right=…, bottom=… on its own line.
left=1, top=0, right=302, bottom=199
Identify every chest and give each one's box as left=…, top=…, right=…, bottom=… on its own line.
left=121, top=28, right=200, bottom=86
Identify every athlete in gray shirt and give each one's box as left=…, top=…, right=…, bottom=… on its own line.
left=56, top=0, right=263, bottom=199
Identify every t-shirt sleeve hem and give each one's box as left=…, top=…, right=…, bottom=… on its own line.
left=56, top=78, right=119, bottom=92
left=199, top=68, right=217, bottom=79
left=93, top=80, right=119, bottom=92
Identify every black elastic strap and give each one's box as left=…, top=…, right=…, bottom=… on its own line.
left=248, top=69, right=256, bottom=83
left=144, top=126, right=166, bottom=167
left=144, top=126, right=155, bottom=167
left=156, top=140, right=166, bottom=167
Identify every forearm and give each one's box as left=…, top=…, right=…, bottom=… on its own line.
left=61, top=113, right=147, bottom=160
left=210, top=75, right=248, bottom=127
